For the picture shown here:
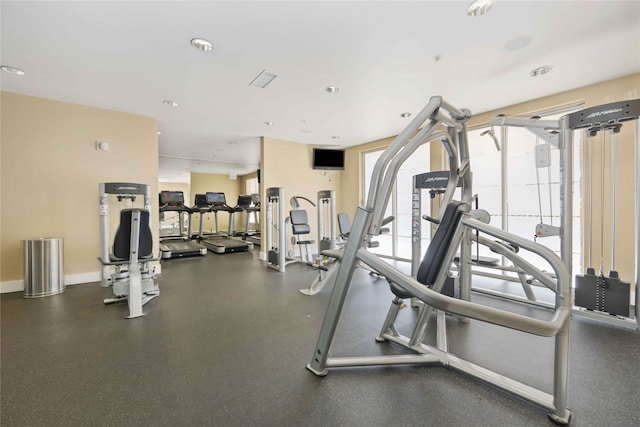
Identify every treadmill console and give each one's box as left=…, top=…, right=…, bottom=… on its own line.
left=206, top=192, right=226, bottom=207
left=160, top=191, right=185, bottom=206
left=237, top=195, right=253, bottom=209
left=194, top=194, right=208, bottom=207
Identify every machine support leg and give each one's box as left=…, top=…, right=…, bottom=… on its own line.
left=127, top=263, right=144, bottom=319
left=306, top=207, right=369, bottom=375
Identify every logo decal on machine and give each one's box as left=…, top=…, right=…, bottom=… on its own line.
left=585, top=108, right=623, bottom=120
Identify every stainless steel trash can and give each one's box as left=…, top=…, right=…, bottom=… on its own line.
left=23, top=238, right=65, bottom=298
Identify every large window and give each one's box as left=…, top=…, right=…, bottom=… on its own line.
left=469, top=107, right=583, bottom=275
left=362, top=106, right=583, bottom=277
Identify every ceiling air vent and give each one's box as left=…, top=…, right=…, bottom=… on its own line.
left=249, top=70, right=278, bottom=88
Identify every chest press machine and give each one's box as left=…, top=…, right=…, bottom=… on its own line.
left=98, top=183, right=160, bottom=319
left=306, top=97, right=572, bottom=424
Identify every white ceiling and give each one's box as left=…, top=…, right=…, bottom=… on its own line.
left=2, top=1, right=639, bottom=182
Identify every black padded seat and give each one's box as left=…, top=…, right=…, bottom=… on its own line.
left=111, top=208, right=153, bottom=262
left=390, top=202, right=467, bottom=299
left=290, top=210, right=315, bottom=245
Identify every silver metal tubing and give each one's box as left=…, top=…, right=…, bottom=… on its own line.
left=376, top=297, right=403, bottom=341
left=432, top=110, right=464, bottom=131
left=366, top=97, right=442, bottom=214
left=610, top=131, right=617, bottom=271
left=439, top=99, right=471, bottom=123
left=475, top=235, right=556, bottom=292
left=427, top=344, right=559, bottom=414
left=357, top=249, right=569, bottom=337
left=472, top=287, right=552, bottom=309
left=372, top=129, right=449, bottom=234
left=500, top=124, right=509, bottom=268
left=490, top=116, right=560, bottom=148
left=370, top=124, right=447, bottom=233
left=379, top=331, right=566, bottom=418
left=326, top=354, right=441, bottom=368
left=558, top=115, right=573, bottom=276
left=307, top=206, right=371, bottom=374
left=463, top=218, right=570, bottom=298
left=299, top=259, right=340, bottom=296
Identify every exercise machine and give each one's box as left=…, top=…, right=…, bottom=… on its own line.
left=158, top=191, right=207, bottom=259
left=570, top=101, right=639, bottom=322
left=317, top=190, right=337, bottom=252
left=198, top=192, right=251, bottom=254
left=98, top=182, right=160, bottom=318
left=265, top=187, right=295, bottom=272
left=305, top=97, right=572, bottom=424
left=240, top=194, right=261, bottom=246
left=490, top=99, right=640, bottom=328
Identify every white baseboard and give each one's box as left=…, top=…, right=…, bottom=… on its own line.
left=1, top=263, right=162, bottom=294
left=66, top=272, right=101, bottom=285
left=0, top=280, right=24, bottom=294
left=1, top=271, right=101, bottom=294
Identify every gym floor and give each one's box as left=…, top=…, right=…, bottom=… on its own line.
left=2, top=248, right=639, bottom=426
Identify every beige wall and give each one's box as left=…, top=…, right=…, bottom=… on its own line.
left=1, top=91, right=158, bottom=288
left=341, top=73, right=640, bottom=290
left=190, top=172, right=241, bottom=235
left=261, top=137, right=342, bottom=256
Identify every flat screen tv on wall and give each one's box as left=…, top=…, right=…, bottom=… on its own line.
left=313, top=148, right=345, bottom=170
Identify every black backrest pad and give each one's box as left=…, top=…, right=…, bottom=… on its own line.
left=337, top=212, right=351, bottom=237
left=416, top=202, right=467, bottom=287
left=290, top=210, right=311, bottom=235
left=113, top=209, right=153, bottom=260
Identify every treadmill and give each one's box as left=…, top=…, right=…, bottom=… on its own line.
left=158, top=191, right=207, bottom=259
left=239, top=194, right=261, bottom=246
left=198, top=192, right=251, bottom=254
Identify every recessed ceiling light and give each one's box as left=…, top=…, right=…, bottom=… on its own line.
left=157, top=131, right=162, bottom=135
left=326, top=86, right=340, bottom=94
left=190, top=38, right=213, bottom=52
left=400, top=112, right=412, bottom=118
left=1, top=65, right=26, bottom=76
left=163, top=100, right=178, bottom=107
left=529, top=65, right=553, bottom=77
left=264, top=121, right=273, bottom=126
left=331, top=136, right=340, bottom=140
left=228, top=141, right=237, bottom=145
left=467, top=0, right=495, bottom=16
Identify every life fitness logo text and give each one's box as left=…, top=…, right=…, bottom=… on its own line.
left=585, top=108, right=623, bottom=120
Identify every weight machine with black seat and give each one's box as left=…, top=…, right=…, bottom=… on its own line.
left=305, top=96, right=572, bottom=424
left=98, top=182, right=160, bottom=319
